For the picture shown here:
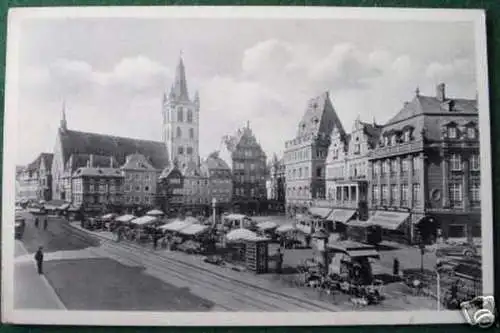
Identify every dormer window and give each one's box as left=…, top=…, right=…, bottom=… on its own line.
left=403, top=130, right=410, bottom=142
left=390, top=135, right=397, bottom=146
left=354, top=137, right=361, bottom=154
left=467, top=126, right=477, bottom=139
left=448, top=127, right=457, bottom=139
left=384, top=136, right=389, bottom=146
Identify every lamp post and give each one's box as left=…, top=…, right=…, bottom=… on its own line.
left=212, top=197, right=217, bottom=227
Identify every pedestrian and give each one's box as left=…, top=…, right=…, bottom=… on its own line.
left=276, top=248, right=284, bottom=274
left=34, top=246, right=44, bottom=275
left=393, top=257, right=400, bottom=276
left=34, top=217, right=39, bottom=228
left=43, top=216, right=48, bottom=231
left=153, top=231, right=158, bottom=250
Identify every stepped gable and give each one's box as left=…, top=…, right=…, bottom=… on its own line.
left=59, top=129, right=169, bottom=170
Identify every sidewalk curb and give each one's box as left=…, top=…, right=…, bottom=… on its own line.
left=16, top=242, right=67, bottom=310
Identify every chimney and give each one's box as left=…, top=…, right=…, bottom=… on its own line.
left=436, top=83, right=446, bottom=102
left=89, top=154, right=94, bottom=168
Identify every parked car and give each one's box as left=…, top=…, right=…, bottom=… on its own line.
left=436, top=243, right=480, bottom=258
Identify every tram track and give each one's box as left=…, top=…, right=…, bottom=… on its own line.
left=61, top=222, right=341, bottom=312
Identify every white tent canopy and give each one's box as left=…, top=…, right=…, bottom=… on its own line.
left=257, top=221, right=278, bottom=231
left=179, top=224, right=209, bottom=236
left=131, top=215, right=158, bottom=226
left=276, top=223, right=298, bottom=233
left=101, top=213, right=117, bottom=220
left=226, top=229, right=268, bottom=242
left=146, top=209, right=164, bottom=216
left=160, top=219, right=194, bottom=232
left=224, top=214, right=248, bottom=220
left=115, top=214, right=136, bottom=223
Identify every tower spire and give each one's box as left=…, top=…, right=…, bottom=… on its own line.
left=60, top=100, right=67, bottom=131
left=172, top=52, right=189, bottom=101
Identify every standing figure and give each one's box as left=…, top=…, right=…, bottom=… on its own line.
left=153, top=231, right=158, bottom=250
left=393, top=257, right=400, bottom=276
left=34, top=217, right=39, bottom=228
left=34, top=246, right=44, bottom=275
left=276, top=248, right=284, bottom=274
left=43, top=216, right=48, bottom=231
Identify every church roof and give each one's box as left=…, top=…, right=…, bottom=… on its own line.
left=66, top=153, right=113, bottom=170
left=171, top=56, right=190, bottom=102
left=59, top=129, right=169, bottom=170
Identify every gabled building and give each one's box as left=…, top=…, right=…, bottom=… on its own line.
left=318, top=116, right=382, bottom=225
left=267, top=153, right=286, bottom=212
left=221, top=122, right=267, bottom=214
left=202, top=151, right=233, bottom=213
left=17, top=153, right=54, bottom=202
left=121, top=153, right=160, bottom=211
left=284, top=92, right=344, bottom=216
left=367, top=83, right=480, bottom=244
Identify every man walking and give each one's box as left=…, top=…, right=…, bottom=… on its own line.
left=34, top=216, right=39, bottom=228
left=43, top=215, right=48, bottom=231
left=34, top=246, right=44, bottom=275
left=276, top=248, right=284, bottom=274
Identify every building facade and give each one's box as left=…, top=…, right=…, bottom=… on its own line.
left=318, top=117, right=382, bottom=223
left=221, top=122, right=267, bottom=214
left=284, top=92, right=344, bottom=216
left=203, top=151, right=233, bottom=213
left=157, top=163, right=184, bottom=214
left=121, top=154, right=160, bottom=211
left=267, top=154, right=286, bottom=212
left=71, top=167, right=124, bottom=214
left=367, top=84, right=480, bottom=244
left=17, top=153, right=54, bottom=202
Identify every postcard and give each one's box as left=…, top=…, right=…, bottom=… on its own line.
left=2, top=6, right=493, bottom=326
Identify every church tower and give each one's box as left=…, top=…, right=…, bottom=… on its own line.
left=162, top=55, right=200, bottom=169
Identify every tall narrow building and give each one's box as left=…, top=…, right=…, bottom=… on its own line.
left=161, top=56, right=200, bottom=169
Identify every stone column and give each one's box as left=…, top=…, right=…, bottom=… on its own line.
left=397, top=156, right=402, bottom=207
left=441, top=150, right=449, bottom=207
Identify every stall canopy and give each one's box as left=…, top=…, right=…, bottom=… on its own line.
left=366, top=211, right=410, bottom=230
left=276, top=224, right=298, bottom=234
left=101, top=213, right=118, bottom=221
left=131, top=215, right=158, bottom=226
left=226, top=229, right=257, bottom=242
left=115, top=214, right=137, bottom=223
left=179, top=224, right=209, bottom=236
left=225, top=214, right=248, bottom=220
left=160, top=219, right=194, bottom=232
left=327, top=209, right=356, bottom=223
left=347, top=220, right=373, bottom=228
left=184, top=216, right=200, bottom=224
left=327, top=240, right=380, bottom=259
left=257, top=221, right=277, bottom=231
left=146, top=209, right=164, bottom=217
left=309, top=207, right=333, bottom=219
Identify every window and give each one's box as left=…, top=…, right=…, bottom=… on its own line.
left=391, top=185, right=398, bottom=204
left=124, top=184, right=131, bottom=192
left=176, top=127, right=182, bottom=138
left=135, top=185, right=141, bottom=192
left=250, top=163, right=256, bottom=171
left=144, top=196, right=150, bottom=203
left=178, top=147, right=184, bottom=154
left=391, top=135, right=397, bottom=146
left=448, top=127, right=457, bottom=139
left=450, top=154, right=462, bottom=171
left=187, top=147, right=193, bottom=155
left=402, top=158, right=409, bottom=175
left=401, top=184, right=408, bottom=206
left=354, top=141, right=360, bottom=154
left=316, top=167, right=323, bottom=178
left=99, top=184, right=105, bottom=193
left=372, top=185, right=379, bottom=203
left=449, top=183, right=463, bottom=207
left=391, top=159, right=398, bottom=176
left=381, top=185, right=388, bottom=204
left=187, top=110, right=193, bottom=123
left=467, top=127, right=476, bottom=139
left=189, top=128, right=194, bottom=139
left=134, top=174, right=140, bottom=180
left=127, top=173, right=132, bottom=180
left=298, top=168, right=302, bottom=178
left=470, top=181, right=480, bottom=206
left=305, top=167, right=309, bottom=177
left=470, top=154, right=480, bottom=171
left=135, top=196, right=141, bottom=203
left=89, top=184, right=95, bottom=193
left=373, top=163, right=380, bottom=177
left=412, top=184, right=421, bottom=205
left=403, top=130, right=411, bottom=142
left=177, top=108, right=183, bottom=122
left=412, top=156, right=420, bottom=172
left=382, top=161, right=389, bottom=175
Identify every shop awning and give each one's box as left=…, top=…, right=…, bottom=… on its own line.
left=115, top=214, right=137, bottom=223
left=327, top=209, right=356, bottom=223
left=347, top=249, right=380, bottom=259
left=367, top=211, right=410, bottom=230
left=131, top=215, right=158, bottom=226
left=179, top=224, right=209, bottom=236
left=309, top=207, right=333, bottom=219
left=347, top=220, right=372, bottom=228
left=224, top=214, right=248, bottom=220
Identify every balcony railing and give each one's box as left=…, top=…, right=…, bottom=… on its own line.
left=369, top=140, right=424, bottom=159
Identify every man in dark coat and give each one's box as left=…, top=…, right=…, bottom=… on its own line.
left=393, top=258, right=400, bottom=276
left=276, top=248, right=284, bottom=274
left=34, top=246, right=44, bottom=275
left=34, top=217, right=39, bottom=228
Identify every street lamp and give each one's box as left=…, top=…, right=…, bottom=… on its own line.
left=212, top=197, right=217, bottom=227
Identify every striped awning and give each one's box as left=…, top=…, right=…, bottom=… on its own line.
left=327, top=209, right=356, bottom=223
left=367, top=211, right=410, bottom=230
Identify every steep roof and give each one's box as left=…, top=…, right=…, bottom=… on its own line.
left=73, top=167, right=124, bottom=178
left=297, top=92, right=345, bottom=138
left=182, top=160, right=207, bottom=177
left=170, top=56, right=190, bottom=102
left=66, top=153, right=114, bottom=170
left=360, top=121, right=383, bottom=149
left=386, top=94, right=477, bottom=126
left=59, top=129, right=169, bottom=170
left=222, top=124, right=265, bottom=157
left=204, top=151, right=231, bottom=170
left=26, top=153, right=54, bottom=172
left=121, top=153, right=156, bottom=171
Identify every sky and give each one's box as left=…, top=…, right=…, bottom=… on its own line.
left=14, top=17, right=477, bottom=166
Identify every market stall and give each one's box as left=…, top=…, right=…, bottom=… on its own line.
left=130, top=215, right=160, bottom=242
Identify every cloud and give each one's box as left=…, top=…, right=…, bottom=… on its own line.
left=425, top=58, right=475, bottom=84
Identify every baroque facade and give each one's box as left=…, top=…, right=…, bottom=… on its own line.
left=121, top=154, right=160, bottom=210
left=284, top=92, right=344, bottom=215
left=367, top=84, right=480, bottom=244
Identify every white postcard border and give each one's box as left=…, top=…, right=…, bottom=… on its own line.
left=2, top=6, right=493, bottom=326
